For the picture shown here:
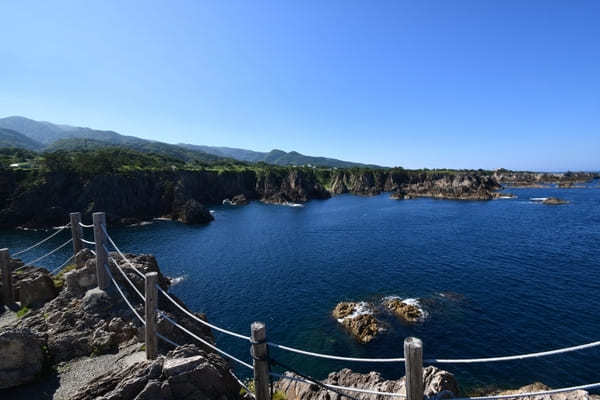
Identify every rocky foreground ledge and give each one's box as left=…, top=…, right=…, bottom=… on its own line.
left=1, top=251, right=598, bottom=399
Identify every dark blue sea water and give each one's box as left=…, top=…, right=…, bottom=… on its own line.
left=2, top=183, right=600, bottom=392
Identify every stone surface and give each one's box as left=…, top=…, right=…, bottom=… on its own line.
left=332, top=302, right=381, bottom=343
left=275, top=366, right=459, bottom=400
left=0, top=328, right=44, bottom=389
left=385, top=298, right=423, bottom=322
left=16, top=272, right=58, bottom=307
left=70, top=345, right=240, bottom=400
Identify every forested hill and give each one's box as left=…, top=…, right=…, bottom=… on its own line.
left=0, top=116, right=379, bottom=168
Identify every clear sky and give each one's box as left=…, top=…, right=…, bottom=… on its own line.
left=1, top=1, right=598, bottom=170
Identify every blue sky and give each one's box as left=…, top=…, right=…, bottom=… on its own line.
left=1, top=1, right=598, bottom=170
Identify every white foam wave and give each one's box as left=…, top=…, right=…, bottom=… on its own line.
left=383, top=296, right=429, bottom=321
left=337, top=301, right=373, bottom=323
left=530, top=197, right=548, bottom=201
left=170, top=275, right=187, bottom=286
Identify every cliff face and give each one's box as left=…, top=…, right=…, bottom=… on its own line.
left=0, top=168, right=503, bottom=228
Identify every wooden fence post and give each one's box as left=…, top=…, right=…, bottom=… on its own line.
left=404, top=337, right=424, bottom=400
left=251, top=321, right=270, bottom=400
left=145, top=272, right=158, bottom=360
left=1, top=249, right=12, bottom=304
left=93, top=212, right=109, bottom=290
left=70, top=212, right=83, bottom=267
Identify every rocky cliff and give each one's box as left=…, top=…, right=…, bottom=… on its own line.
left=0, top=168, right=505, bottom=228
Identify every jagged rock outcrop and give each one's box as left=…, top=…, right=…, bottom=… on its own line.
left=391, top=174, right=501, bottom=201
left=542, top=197, right=569, bottom=205
left=0, top=328, right=45, bottom=389
left=490, top=382, right=598, bottom=400
left=177, top=199, right=214, bottom=224
left=275, top=366, right=459, bottom=400
left=0, top=260, right=57, bottom=306
left=70, top=345, right=241, bottom=400
left=4, top=249, right=213, bottom=374
left=384, top=298, right=422, bottom=322
left=257, top=168, right=330, bottom=205
left=332, top=302, right=381, bottom=343
left=493, top=170, right=595, bottom=187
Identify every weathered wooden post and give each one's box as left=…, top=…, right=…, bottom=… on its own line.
left=404, top=337, right=424, bottom=400
left=1, top=248, right=12, bottom=304
left=70, top=212, right=83, bottom=267
left=145, top=272, right=158, bottom=360
left=93, top=212, right=109, bottom=290
left=251, top=321, right=270, bottom=400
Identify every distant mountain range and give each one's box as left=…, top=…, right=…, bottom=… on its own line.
left=0, top=116, right=379, bottom=168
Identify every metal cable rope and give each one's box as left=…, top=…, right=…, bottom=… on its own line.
left=109, top=257, right=144, bottom=301
left=81, top=238, right=96, bottom=245
left=102, top=225, right=146, bottom=279
left=156, top=284, right=251, bottom=341
left=232, top=371, right=256, bottom=399
left=268, top=342, right=405, bottom=363
left=159, top=311, right=253, bottom=370
left=79, top=222, right=94, bottom=228
left=12, top=225, right=69, bottom=256
left=157, top=332, right=180, bottom=348
left=103, top=262, right=145, bottom=325
left=451, top=382, right=600, bottom=400
left=271, top=372, right=405, bottom=398
left=50, top=254, right=75, bottom=275
left=15, top=239, right=73, bottom=271
left=424, top=341, right=600, bottom=364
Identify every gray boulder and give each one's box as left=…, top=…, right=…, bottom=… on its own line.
left=70, top=344, right=240, bottom=400
left=17, top=272, right=57, bottom=307
left=0, top=328, right=44, bottom=389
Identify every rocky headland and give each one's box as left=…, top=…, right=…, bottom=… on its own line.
left=493, top=170, right=596, bottom=188
left=0, top=167, right=512, bottom=229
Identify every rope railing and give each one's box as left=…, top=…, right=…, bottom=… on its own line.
left=12, top=225, right=69, bottom=256
left=109, top=257, right=144, bottom=301
left=50, top=254, right=75, bottom=275
left=79, top=222, right=94, bottom=228
left=424, top=341, right=600, bottom=364
left=156, top=284, right=251, bottom=341
left=15, top=238, right=73, bottom=271
left=101, top=225, right=146, bottom=279
left=159, top=311, right=254, bottom=370
left=81, top=238, right=96, bottom=245
left=103, top=261, right=145, bottom=325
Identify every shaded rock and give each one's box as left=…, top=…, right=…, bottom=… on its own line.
left=275, top=366, right=459, bottom=400
left=70, top=345, right=240, bottom=400
left=385, top=298, right=423, bottom=322
left=178, top=199, right=214, bottom=224
left=18, top=271, right=57, bottom=307
left=0, top=328, right=44, bottom=389
left=543, top=197, right=569, bottom=205
left=82, top=288, right=112, bottom=313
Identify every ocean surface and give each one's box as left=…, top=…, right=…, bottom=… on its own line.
left=2, top=182, right=600, bottom=392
